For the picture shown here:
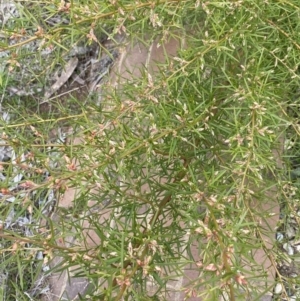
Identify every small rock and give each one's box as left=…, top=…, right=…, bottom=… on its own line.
left=283, top=243, right=294, bottom=256
left=42, top=265, right=50, bottom=272
left=36, top=251, right=44, bottom=260
left=276, top=232, right=284, bottom=242
left=286, top=224, right=296, bottom=239
left=294, top=244, right=300, bottom=253
left=274, top=283, right=283, bottom=294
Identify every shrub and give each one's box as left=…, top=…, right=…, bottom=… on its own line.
left=1, top=1, right=300, bottom=300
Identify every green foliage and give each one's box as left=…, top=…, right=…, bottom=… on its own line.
left=1, top=0, right=300, bottom=300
